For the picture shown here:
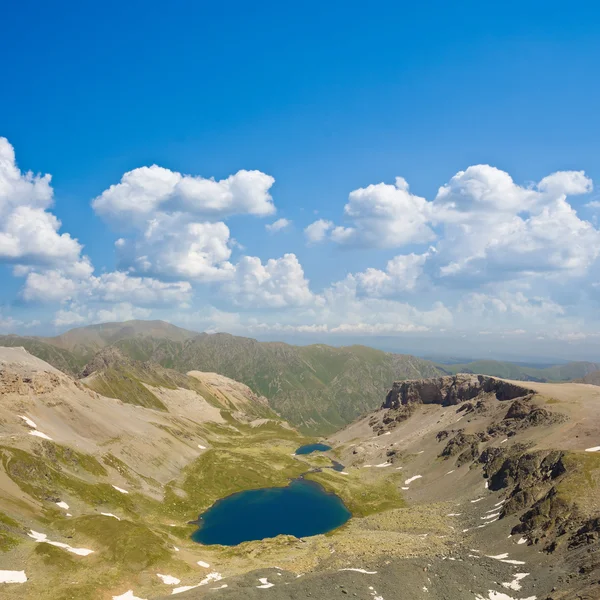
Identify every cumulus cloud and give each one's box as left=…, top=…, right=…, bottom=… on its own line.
left=0, top=138, right=83, bottom=267
left=116, top=215, right=234, bottom=281
left=354, top=252, right=429, bottom=297
left=431, top=165, right=598, bottom=281
left=304, top=219, right=333, bottom=243
left=265, top=218, right=291, bottom=233
left=306, top=177, right=435, bottom=248
left=21, top=269, right=192, bottom=306
left=221, top=253, right=316, bottom=308
left=92, top=165, right=276, bottom=226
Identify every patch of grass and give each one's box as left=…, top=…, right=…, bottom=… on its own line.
left=0, top=532, right=20, bottom=552
left=58, top=515, right=171, bottom=571
left=36, top=441, right=108, bottom=477
left=556, top=452, right=600, bottom=508
left=1, top=446, right=144, bottom=515
left=161, top=447, right=307, bottom=519
left=102, top=453, right=141, bottom=488
left=34, top=542, right=79, bottom=569
left=305, top=470, right=406, bottom=517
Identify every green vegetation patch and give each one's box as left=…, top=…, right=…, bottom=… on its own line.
left=57, top=515, right=170, bottom=571
left=310, top=470, right=406, bottom=517
left=162, top=447, right=307, bottom=519
left=306, top=469, right=406, bottom=517
left=1, top=446, right=142, bottom=515
left=35, top=441, right=108, bottom=477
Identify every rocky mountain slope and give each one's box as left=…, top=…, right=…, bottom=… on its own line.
left=1, top=321, right=444, bottom=434
left=1, top=349, right=599, bottom=600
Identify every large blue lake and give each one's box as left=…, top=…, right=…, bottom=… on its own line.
left=295, top=443, right=332, bottom=455
left=192, top=479, right=351, bottom=546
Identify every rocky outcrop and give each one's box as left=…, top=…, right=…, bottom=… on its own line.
left=383, top=375, right=533, bottom=410
left=439, top=431, right=489, bottom=466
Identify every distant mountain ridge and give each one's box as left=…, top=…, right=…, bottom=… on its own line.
left=2, top=320, right=600, bottom=433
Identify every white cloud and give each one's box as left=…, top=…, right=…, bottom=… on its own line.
left=0, top=138, right=83, bottom=267
left=309, top=177, right=435, bottom=248
left=92, top=165, right=275, bottom=226
left=431, top=165, right=598, bottom=281
left=22, top=269, right=192, bottom=306
left=304, top=219, right=333, bottom=243
left=221, top=253, right=316, bottom=308
left=266, top=218, right=291, bottom=233
left=354, top=252, right=429, bottom=297
left=116, top=215, right=234, bottom=281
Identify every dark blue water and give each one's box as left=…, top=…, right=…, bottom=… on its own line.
left=295, top=443, right=332, bottom=455
left=192, top=479, right=351, bottom=546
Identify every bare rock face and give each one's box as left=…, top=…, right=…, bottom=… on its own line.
left=382, top=374, right=533, bottom=410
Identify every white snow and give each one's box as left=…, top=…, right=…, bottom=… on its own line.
left=447, top=513, right=461, bottom=517
left=112, top=485, right=129, bottom=494
left=401, top=486, right=409, bottom=490
left=113, top=592, right=147, bottom=600
left=494, top=500, right=505, bottom=507
left=56, top=501, right=69, bottom=510
left=0, top=570, right=27, bottom=584
left=481, top=512, right=500, bottom=520
left=484, top=481, right=489, bottom=489
left=517, top=537, right=527, bottom=545
left=404, top=475, right=422, bottom=485
left=470, top=497, right=484, bottom=503
left=197, top=561, right=210, bottom=568
left=28, top=530, right=94, bottom=556
left=256, top=578, right=274, bottom=589
left=374, top=462, right=392, bottom=468
left=173, top=546, right=180, bottom=552
left=171, top=573, right=223, bottom=595
left=29, top=430, right=52, bottom=440
left=383, top=431, right=391, bottom=435
left=19, top=415, right=37, bottom=428
left=198, top=445, right=207, bottom=450
left=101, top=513, right=121, bottom=520
left=339, top=568, right=378, bottom=574
left=475, top=592, right=536, bottom=600
left=339, top=471, right=349, bottom=475
left=211, top=584, right=228, bottom=590
left=502, top=573, right=529, bottom=592
left=446, top=470, right=455, bottom=475
left=500, top=439, right=508, bottom=444
left=585, top=446, right=600, bottom=452
left=157, top=574, right=181, bottom=585
left=395, top=466, right=403, bottom=470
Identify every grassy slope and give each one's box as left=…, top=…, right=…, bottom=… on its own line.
left=110, top=335, right=443, bottom=434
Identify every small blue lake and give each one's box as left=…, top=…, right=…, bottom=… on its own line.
left=192, top=479, right=351, bottom=546
left=295, top=443, right=332, bottom=455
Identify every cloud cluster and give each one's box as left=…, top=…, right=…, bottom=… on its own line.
left=0, top=138, right=82, bottom=267
left=92, top=165, right=275, bottom=225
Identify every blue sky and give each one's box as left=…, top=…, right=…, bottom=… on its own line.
left=2, top=1, right=600, bottom=361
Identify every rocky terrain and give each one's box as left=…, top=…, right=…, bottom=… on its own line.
left=0, top=347, right=599, bottom=600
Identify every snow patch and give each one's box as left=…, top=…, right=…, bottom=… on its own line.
left=29, top=430, right=52, bottom=440
left=28, top=530, right=94, bottom=556
left=404, top=475, right=422, bottom=485
left=517, top=538, right=527, bottom=545
left=198, top=445, right=207, bottom=450
left=470, top=497, right=484, bottom=503
left=374, top=462, right=392, bottom=468
left=113, top=592, right=147, bottom=600
left=19, top=415, right=37, bottom=429
left=171, top=573, right=223, bottom=595
left=197, top=561, right=210, bottom=568
left=502, top=573, right=529, bottom=592
left=257, top=578, right=274, bottom=589
left=585, top=446, right=600, bottom=452
left=339, top=568, right=377, bottom=574
left=112, top=485, right=129, bottom=494
left=101, top=513, right=121, bottom=520
left=157, top=574, right=181, bottom=585
left=56, top=501, right=69, bottom=510
left=0, top=570, right=27, bottom=584
left=475, top=592, right=536, bottom=600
